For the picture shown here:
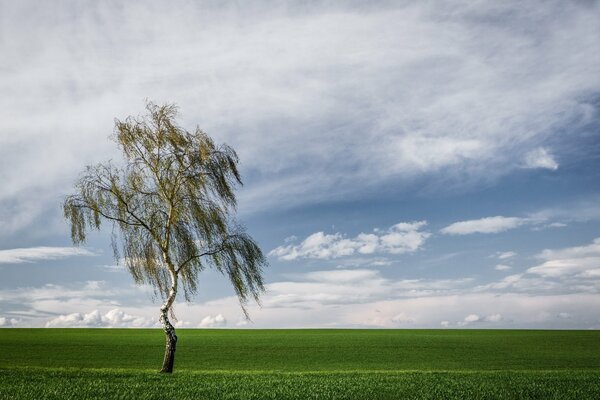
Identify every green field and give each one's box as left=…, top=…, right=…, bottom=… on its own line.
left=1, top=329, right=599, bottom=399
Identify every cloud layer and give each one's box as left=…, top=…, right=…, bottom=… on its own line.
left=0, top=0, right=598, bottom=234
left=3, top=237, right=600, bottom=329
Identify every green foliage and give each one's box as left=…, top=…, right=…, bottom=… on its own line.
left=63, top=102, right=266, bottom=311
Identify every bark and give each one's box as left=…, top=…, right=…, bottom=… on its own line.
left=159, top=267, right=178, bottom=373
left=159, top=306, right=177, bottom=373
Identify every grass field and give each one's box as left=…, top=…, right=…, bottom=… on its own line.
left=1, top=329, right=599, bottom=399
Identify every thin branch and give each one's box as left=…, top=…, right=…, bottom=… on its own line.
left=72, top=203, right=143, bottom=227
left=176, top=235, right=238, bottom=273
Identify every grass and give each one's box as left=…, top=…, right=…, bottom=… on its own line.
left=1, top=329, right=599, bottom=399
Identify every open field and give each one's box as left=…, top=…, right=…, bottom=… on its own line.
left=1, top=329, right=599, bottom=399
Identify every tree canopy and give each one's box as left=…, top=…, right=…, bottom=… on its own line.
left=63, top=102, right=267, bottom=372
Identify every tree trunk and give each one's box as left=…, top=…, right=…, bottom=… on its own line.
left=159, top=265, right=178, bottom=373
left=160, top=307, right=177, bottom=373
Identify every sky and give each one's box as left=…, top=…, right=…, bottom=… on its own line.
left=1, top=0, right=599, bottom=329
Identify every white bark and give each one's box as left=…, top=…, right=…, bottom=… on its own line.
left=159, top=265, right=178, bottom=373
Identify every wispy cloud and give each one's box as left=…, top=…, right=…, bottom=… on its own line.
left=477, top=238, right=600, bottom=295
left=0, top=0, right=598, bottom=230
left=440, top=216, right=528, bottom=235
left=527, top=238, right=600, bottom=279
left=0, top=246, right=95, bottom=264
left=496, top=251, right=517, bottom=260
left=269, top=221, right=430, bottom=260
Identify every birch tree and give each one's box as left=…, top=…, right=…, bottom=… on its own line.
left=63, top=102, right=267, bottom=373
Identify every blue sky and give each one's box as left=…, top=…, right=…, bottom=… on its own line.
left=1, top=0, right=599, bottom=328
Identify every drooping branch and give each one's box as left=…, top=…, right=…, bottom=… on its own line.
left=64, top=101, right=267, bottom=309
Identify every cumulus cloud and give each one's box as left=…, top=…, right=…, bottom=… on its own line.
left=523, top=148, right=559, bottom=170
left=440, top=216, right=528, bottom=235
left=457, top=313, right=503, bottom=326
left=0, top=317, right=19, bottom=327
left=0, top=246, right=95, bottom=264
left=269, top=221, right=430, bottom=260
left=198, top=314, right=227, bottom=328
left=464, top=314, right=480, bottom=323
left=45, top=309, right=156, bottom=328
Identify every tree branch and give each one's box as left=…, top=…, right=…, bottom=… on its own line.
left=176, top=235, right=239, bottom=273
left=72, top=203, right=143, bottom=227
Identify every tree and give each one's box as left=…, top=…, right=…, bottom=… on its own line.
left=63, top=102, right=267, bottom=373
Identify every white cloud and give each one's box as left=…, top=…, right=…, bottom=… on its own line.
left=0, top=246, right=95, bottom=264
left=261, top=269, right=473, bottom=311
left=495, top=264, right=512, bottom=271
left=464, top=314, right=480, bottom=323
left=440, top=320, right=450, bottom=327
left=346, top=293, right=600, bottom=329
left=440, top=216, right=528, bottom=235
left=537, top=238, right=600, bottom=260
left=477, top=238, right=600, bottom=296
left=270, top=221, right=430, bottom=260
left=530, top=199, right=600, bottom=225
left=173, top=320, right=189, bottom=328
left=303, top=269, right=380, bottom=283
left=284, top=236, right=297, bottom=243
left=6, top=270, right=600, bottom=329
left=45, top=309, right=156, bottom=328
left=484, top=313, right=503, bottom=322
left=523, top=147, right=559, bottom=170
left=198, top=314, right=227, bottom=328
left=527, top=238, right=600, bottom=278
left=497, top=251, right=517, bottom=259
left=0, top=317, right=19, bottom=327
left=83, top=281, right=104, bottom=290
left=458, top=313, right=503, bottom=326
left=391, top=312, right=415, bottom=324
left=547, top=223, right=567, bottom=228
left=477, top=273, right=563, bottom=293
